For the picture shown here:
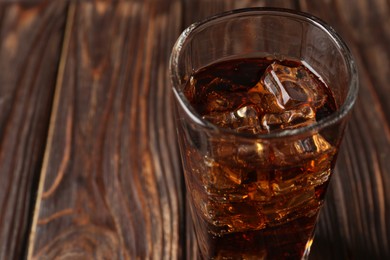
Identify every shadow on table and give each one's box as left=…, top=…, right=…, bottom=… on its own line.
left=310, top=235, right=382, bottom=260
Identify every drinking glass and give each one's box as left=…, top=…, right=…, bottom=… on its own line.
left=170, top=8, right=358, bottom=259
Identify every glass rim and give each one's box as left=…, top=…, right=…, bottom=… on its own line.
left=170, top=7, right=359, bottom=139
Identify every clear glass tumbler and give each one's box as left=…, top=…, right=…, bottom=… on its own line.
left=170, top=8, right=358, bottom=259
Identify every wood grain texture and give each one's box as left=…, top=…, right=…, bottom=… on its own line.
left=0, top=0, right=382, bottom=259
left=183, top=0, right=299, bottom=28
left=28, top=0, right=184, bottom=259
left=300, top=1, right=390, bottom=259
left=0, top=1, right=66, bottom=260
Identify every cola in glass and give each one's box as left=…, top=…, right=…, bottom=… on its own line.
left=181, top=57, right=338, bottom=259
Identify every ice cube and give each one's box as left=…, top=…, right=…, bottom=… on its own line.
left=294, top=133, right=333, bottom=155
left=203, top=91, right=233, bottom=114
left=209, top=138, right=269, bottom=169
left=202, top=139, right=270, bottom=194
left=203, top=105, right=262, bottom=133
left=198, top=77, right=250, bottom=114
left=248, top=61, right=328, bottom=132
left=225, top=203, right=266, bottom=231
left=234, top=105, right=262, bottom=133
left=247, top=173, right=273, bottom=201
left=261, top=104, right=316, bottom=131
left=257, top=61, right=328, bottom=110
left=207, top=201, right=266, bottom=234
left=272, top=133, right=334, bottom=166
left=203, top=156, right=241, bottom=192
left=247, top=91, right=283, bottom=115
left=261, top=188, right=320, bottom=226
left=205, top=159, right=255, bottom=193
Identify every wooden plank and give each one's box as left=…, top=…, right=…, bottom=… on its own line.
left=300, top=0, right=390, bottom=123
left=183, top=0, right=299, bottom=27
left=0, top=1, right=67, bottom=260
left=28, top=0, right=184, bottom=259
left=298, top=1, right=390, bottom=259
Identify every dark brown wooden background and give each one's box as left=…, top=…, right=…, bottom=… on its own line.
left=0, top=0, right=388, bottom=259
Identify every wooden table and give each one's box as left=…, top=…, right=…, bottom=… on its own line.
left=0, top=0, right=388, bottom=259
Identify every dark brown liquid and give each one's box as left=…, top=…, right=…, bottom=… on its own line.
left=182, top=57, right=337, bottom=259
